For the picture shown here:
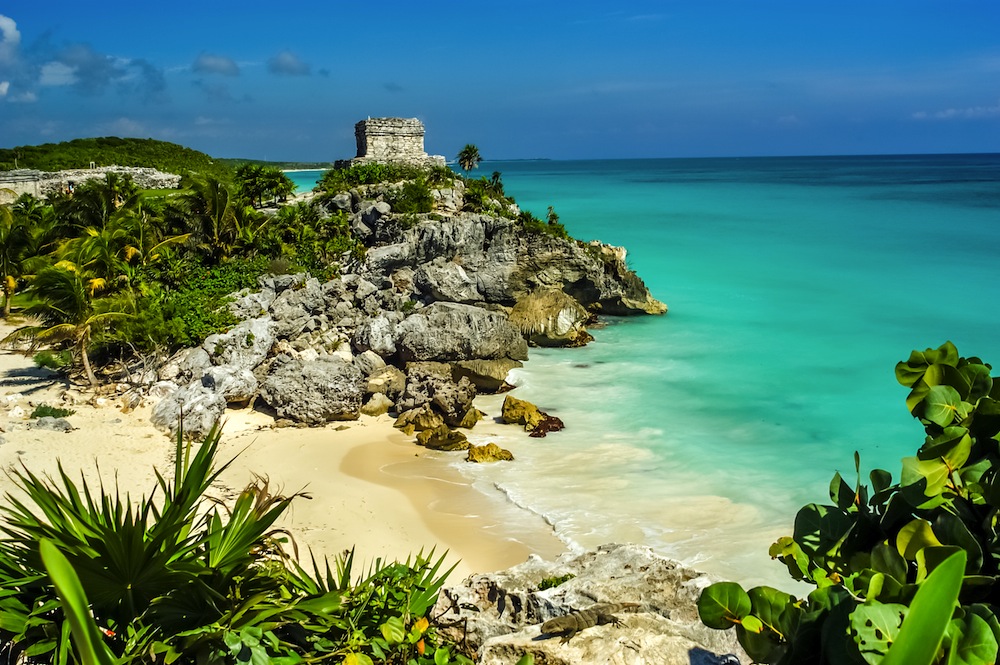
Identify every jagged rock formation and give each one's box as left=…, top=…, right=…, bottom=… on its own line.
left=436, top=544, right=748, bottom=665
left=149, top=160, right=665, bottom=438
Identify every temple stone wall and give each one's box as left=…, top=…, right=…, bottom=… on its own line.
left=338, top=117, right=445, bottom=168
left=0, top=166, right=181, bottom=204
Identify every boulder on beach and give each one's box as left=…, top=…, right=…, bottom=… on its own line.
left=396, top=301, right=528, bottom=362
left=151, top=383, right=227, bottom=440
left=508, top=289, right=593, bottom=347
left=393, top=404, right=445, bottom=432
left=451, top=358, right=522, bottom=393
left=501, top=394, right=545, bottom=431
left=466, top=442, right=514, bottom=463
left=259, top=356, right=364, bottom=424
left=415, top=424, right=470, bottom=451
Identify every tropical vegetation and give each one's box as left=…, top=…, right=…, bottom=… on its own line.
left=456, top=145, right=481, bottom=174
left=698, top=341, right=1000, bottom=665
left=0, top=423, right=474, bottom=664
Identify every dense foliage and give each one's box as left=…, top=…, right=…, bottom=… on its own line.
left=0, top=169, right=362, bottom=383
left=0, top=137, right=233, bottom=183
left=0, top=425, right=473, bottom=664
left=698, top=341, right=1000, bottom=664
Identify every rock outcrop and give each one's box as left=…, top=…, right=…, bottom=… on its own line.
left=259, top=356, right=364, bottom=424
left=436, top=544, right=747, bottom=665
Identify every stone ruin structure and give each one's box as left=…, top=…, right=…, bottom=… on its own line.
left=0, top=166, right=181, bottom=205
left=336, top=117, right=445, bottom=169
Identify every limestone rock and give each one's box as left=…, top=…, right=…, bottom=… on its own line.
left=353, top=314, right=398, bottom=357
left=366, top=365, right=407, bottom=397
left=414, top=257, right=483, bottom=303
left=396, top=302, right=528, bottom=362
left=415, top=424, right=469, bottom=451
left=451, top=359, right=522, bottom=393
left=501, top=394, right=545, bottom=431
left=360, top=393, right=394, bottom=417
left=159, top=346, right=212, bottom=383
left=397, top=364, right=477, bottom=426
left=201, top=365, right=258, bottom=406
left=259, top=357, right=364, bottom=424
left=354, top=349, right=387, bottom=377
left=436, top=544, right=747, bottom=665
left=508, top=289, right=593, bottom=347
left=151, top=383, right=227, bottom=440
left=27, top=416, right=73, bottom=432
left=203, top=317, right=275, bottom=370
left=393, top=404, right=445, bottom=432
left=466, top=443, right=514, bottom=463
left=457, top=407, right=484, bottom=429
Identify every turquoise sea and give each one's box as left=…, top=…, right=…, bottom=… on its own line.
left=294, top=154, right=1000, bottom=589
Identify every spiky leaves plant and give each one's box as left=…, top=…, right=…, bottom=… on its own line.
left=456, top=144, right=481, bottom=174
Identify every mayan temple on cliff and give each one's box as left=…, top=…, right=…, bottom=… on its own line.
left=339, top=117, right=446, bottom=168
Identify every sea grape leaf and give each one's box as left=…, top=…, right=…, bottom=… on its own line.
left=924, top=363, right=972, bottom=399
left=851, top=602, right=908, bottom=665
left=933, top=513, right=983, bottom=572
left=741, top=615, right=763, bottom=633
left=830, top=472, right=858, bottom=511
left=698, top=582, right=751, bottom=629
left=896, top=519, right=943, bottom=560
left=901, top=456, right=949, bottom=501
left=769, top=536, right=810, bottom=580
left=961, top=363, right=994, bottom=401
left=794, top=503, right=853, bottom=558
left=871, top=543, right=908, bottom=584
left=916, top=545, right=963, bottom=582
left=923, top=385, right=967, bottom=427
left=918, top=427, right=972, bottom=470
left=870, top=468, right=893, bottom=495
left=906, top=383, right=931, bottom=416
left=748, top=586, right=798, bottom=640
left=965, top=604, right=1000, bottom=647
left=944, top=612, right=999, bottom=665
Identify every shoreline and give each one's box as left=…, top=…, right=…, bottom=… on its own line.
left=0, top=322, right=565, bottom=579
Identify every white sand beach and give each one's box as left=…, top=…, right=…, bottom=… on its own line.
left=0, top=322, right=565, bottom=579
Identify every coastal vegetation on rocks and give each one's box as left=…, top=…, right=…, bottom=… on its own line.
left=698, top=342, right=1000, bottom=665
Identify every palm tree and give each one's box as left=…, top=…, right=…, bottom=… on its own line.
left=0, top=194, right=29, bottom=318
left=457, top=144, right=482, bottom=173
left=179, top=176, right=239, bottom=263
left=1, top=266, right=130, bottom=387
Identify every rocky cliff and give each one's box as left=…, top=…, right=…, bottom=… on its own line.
left=150, top=171, right=665, bottom=439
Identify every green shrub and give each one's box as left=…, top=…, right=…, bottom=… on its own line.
left=0, top=424, right=470, bottom=664
left=386, top=179, right=434, bottom=214
left=318, top=162, right=433, bottom=193
left=538, top=573, right=576, bottom=590
left=29, top=403, right=75, bottom=419
left=698, top=341, right=1000, bottom=664
left=517, top=210, right=569, bottom=239
left=33, top=349, right=73, bottom=371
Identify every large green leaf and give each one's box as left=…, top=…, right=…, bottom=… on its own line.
left=944, top=613, right=999, bottom=665
left=39, top=539, right=116, bottom=665
left=697, top=582, right=751, bottom=629
left=961, top=363, right=994, bottom=401
left=851, top=602, right=907, bottom=665
left=871, top=544, right=908, bottom=584
left=918, top=427, right=972, bottom=470
left=923, top=385, right=969, bottom=427
left=881, top=550, right=965, bottom=665
left=896, top=519, right=943, bottom=560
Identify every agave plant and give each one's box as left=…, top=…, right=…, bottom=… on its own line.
left=0, top=423, right=469, bottom=664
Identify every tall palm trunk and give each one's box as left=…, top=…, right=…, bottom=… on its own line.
left=78, top=327, right=98, bottom=388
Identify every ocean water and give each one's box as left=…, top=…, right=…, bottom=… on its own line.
left=295, top=155, right=1000, bottom=589
left=285, top=169, right=328, bottom=192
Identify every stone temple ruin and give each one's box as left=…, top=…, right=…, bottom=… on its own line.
left=337, top=117, right=445, bottom=169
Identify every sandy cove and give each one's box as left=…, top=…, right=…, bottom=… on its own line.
left=0, top=322, right=565, bottom=579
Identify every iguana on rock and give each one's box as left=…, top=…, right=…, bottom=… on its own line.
left=540, top=602, right=641, bottom=643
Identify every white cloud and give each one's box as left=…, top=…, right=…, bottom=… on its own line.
left=0, top=81, right=8, bottom=97
left=193, top=53, right=240, bottom=76
left=39, top=61, right=78, bottom=86
left=912, top=99, right=1000, bottom=120
left=0, top=14, right=20, bottom=64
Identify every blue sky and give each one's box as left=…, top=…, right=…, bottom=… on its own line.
left=1, top=1, right=998, bottom=160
